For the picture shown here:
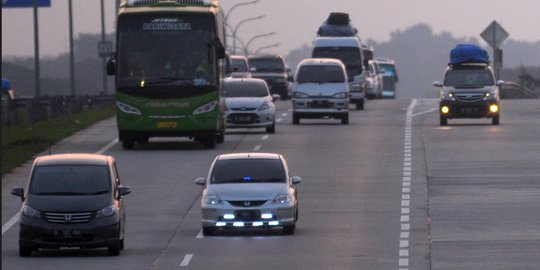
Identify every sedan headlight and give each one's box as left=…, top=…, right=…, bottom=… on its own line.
left=258, top=101, right=272, bottom=111
left=332, top=92, right=348, bottom=99
left=272, top=194, right=292, bottom=204
left=203, top=195, right=222, bottom=205
left=193, top=100, right=217, bottom=115
left=96, top=205, right=118, bottom=218
left=293, top=92, right=309, bottom=98
left=116, top=101, right=141, bottom=115
left=22, top=206, right=41, bottom=219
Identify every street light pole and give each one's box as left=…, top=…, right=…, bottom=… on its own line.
left=232, top=15, right=265, bottom=54
left=226, top=35, right=246, bottom=54
left=254, top=43, right=280, bottom=55
left=245, top=32, right=276, bottom=56
left=224, top=0, right=260, bottom=26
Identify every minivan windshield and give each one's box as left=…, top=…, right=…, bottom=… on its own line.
left=211, top=159, right=286, bottom=184
left=444, top=69, right=494, bottom=88
left=296, top=65, right=345, bottom=84
left=30, top=165, right=110, bottom=195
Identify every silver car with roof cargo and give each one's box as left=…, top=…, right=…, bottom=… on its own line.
left=223, top=78, right=279, bottom=133
left=195, top=153, right=301, bottom=235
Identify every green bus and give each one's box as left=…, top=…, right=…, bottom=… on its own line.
left=107, top=0, right=227, bottom=149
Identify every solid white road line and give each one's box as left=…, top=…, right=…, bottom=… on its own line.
left=2, top=138, right=119, bottom=235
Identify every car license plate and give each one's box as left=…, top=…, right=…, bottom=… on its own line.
left=235, top=116, right=252, bottom=122
left=56, top=229, right=81, bottom=238
left=157, top=121, right=177, bottom=128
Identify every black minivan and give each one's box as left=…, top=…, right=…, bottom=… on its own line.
left=11, top=154, right=131, bottom=257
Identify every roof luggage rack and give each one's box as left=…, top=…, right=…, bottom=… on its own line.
left=122, top=0, right=215, bottom=7
left=448, top=62, right=489, bottom=69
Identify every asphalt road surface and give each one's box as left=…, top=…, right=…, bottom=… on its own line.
left=2, top=98, right=539, bottom=270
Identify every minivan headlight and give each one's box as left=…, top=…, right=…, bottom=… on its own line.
left=483, top=90, right=498, bottom=100
left=22, top=206, right=41, bottom=219
left=293, top=92, right=309, bottom=98
left=96, top=205, right=118, bottom=218
left=332, top=92, right=348, bottom=99
left=441, top=89, right=455, bottom=101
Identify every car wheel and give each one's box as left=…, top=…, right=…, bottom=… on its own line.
left=108, top=242, right=121, bottom=256
left=136, top=136, right=149, bottom=145
left=202, top=226, right=215, bottom=236
left=119, top=237, right=125, bottom=250
left=440, top=115, right=448, bottom=126
left=283, top=224, right=295, bottom=235
left=292, top=114, right=300, bottom=125
left=19, top=245, right=32, bottom=257
left=122, top=138, right=135, bottom=150
left=492, top=115, right=500, bottom=125
left=341, top=114, right=349, bottom=125
left=199, top=136, right=216, bottom=149
left=266, top=124, right=275, bottom=133
left=355, top=100, right=364, bottom=110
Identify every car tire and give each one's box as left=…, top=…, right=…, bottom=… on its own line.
left=202, top=226, right=215, bottom=236
left=492, top=115, right=500, bottom=125
left=283, top=224, right=295, bottom=235
left=341, top=114, right=349, bottom=125
left=136, top=137, right=149, bottom=145
left=199, top=136, right=216, bottom=149
left=108, top=243, right=121, bottom=256
left=266, top=124, right=275, bottom=133
left=440, top=115, right=448, bottom=126
left=355, top=100, right=364, bottom=110
left=292, top=114, right=300, bottom=125
left=19, top=245, right=32, bottom=257
left=119, top=238, right=125, bottom=250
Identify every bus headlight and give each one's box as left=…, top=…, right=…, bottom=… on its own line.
left=193, top=100, right=217, bottom=115
left=116, top=101, right=141, bottom=115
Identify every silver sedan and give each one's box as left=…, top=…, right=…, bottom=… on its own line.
left=195, top=153, right=301, bottom=235
left=223, top=78, right=279, bottom=133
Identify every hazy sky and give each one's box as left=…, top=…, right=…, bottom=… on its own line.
left=2, top=0, right=540, bottom=58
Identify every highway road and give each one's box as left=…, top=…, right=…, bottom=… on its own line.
left=2, top=98, right=539, bottom=270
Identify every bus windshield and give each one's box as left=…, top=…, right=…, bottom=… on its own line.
left=116, top=14, right=217, bottom=94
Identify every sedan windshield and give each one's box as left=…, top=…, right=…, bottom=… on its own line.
left=30, top=165, right=110, bottom=195
left=211, top=159, right=286, bottom=184
left=224, top=81, right=269, bottom=97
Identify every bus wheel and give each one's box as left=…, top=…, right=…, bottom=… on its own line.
left=199, top=136, right=216, bottom=149
left=216, top=132, right=224, bottom=144
left=122, top=138, right=135, bottom=149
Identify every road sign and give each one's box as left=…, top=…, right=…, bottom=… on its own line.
left=481, top=21, right=509, bottom=48
left=98, top=41, right=113, bottom=58
left=2, top=0, right=51, bottom=8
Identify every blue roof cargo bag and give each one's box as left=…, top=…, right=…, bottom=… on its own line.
left=450, top=44, right=490, bottom=65
left=317, top=12, right=358, bottom=37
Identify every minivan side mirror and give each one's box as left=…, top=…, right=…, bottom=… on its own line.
left=433, top=81, right=443, bottom=87
left=497, top=80, right=505, bottom=87
left=271, top=94, right=280, bottom=102
left=11, top=187, right=25, bottom=201
left=118, top=186, right=131, bottom=198
left=106, top=57, right=116, bottom=76
left=195, top=177, right=206, bottom=186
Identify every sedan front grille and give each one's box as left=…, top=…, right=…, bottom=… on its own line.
left=228, top=200, right=267, bottom=207
left=44, top=212, right=94, bottom=224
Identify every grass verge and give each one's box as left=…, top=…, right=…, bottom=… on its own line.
left=1, top=105, right=115, bottom=176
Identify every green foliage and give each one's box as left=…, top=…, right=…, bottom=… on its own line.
left=1, top=105, right=115, bottom=175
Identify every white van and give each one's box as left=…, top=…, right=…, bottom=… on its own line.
left=311, top=37, right=364, bottom=110
left=292, top=58, right=349, bottom=124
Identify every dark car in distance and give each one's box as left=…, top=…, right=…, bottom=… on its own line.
left=11, top=154, right=131, bottom=257
left=247, top=54, right=293, bottom=100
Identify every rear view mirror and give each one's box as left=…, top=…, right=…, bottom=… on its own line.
left=291, top=176, right=302, bottom=185
left=433, top=81, right=442, bottom=87
left=118, top=186, right=131, bottom=197
left=11, top=187, right=25, bottom=201
left=195, top=177, right=206, bottom=186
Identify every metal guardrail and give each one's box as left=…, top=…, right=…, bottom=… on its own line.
left=1, top=95, right=115, bottom=127
left=501, top=81, right=538, bottom=99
